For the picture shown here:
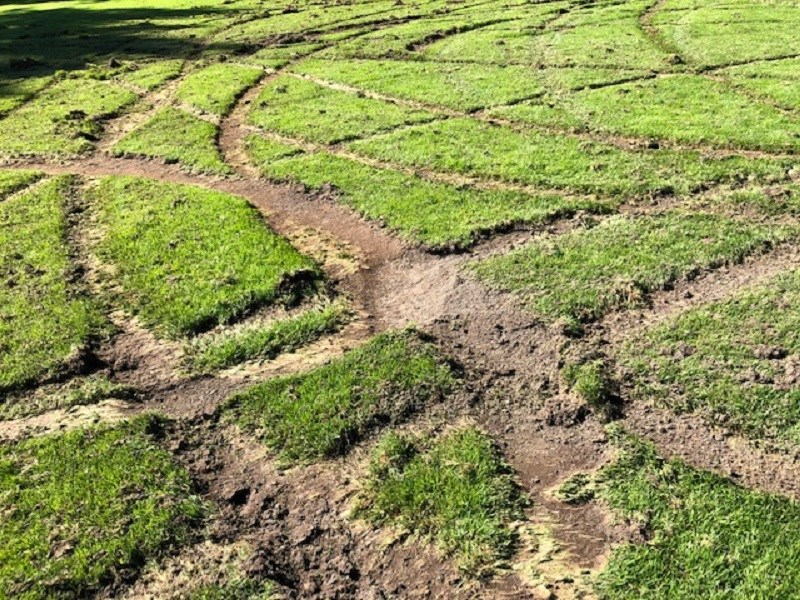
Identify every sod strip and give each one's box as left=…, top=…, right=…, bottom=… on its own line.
left=89, top=176, right=319, bottom=338
left=248, top=75, right=438, bottom=144
left=348, top=118, right=788, bottom=198
left=0, top=176, right=107, bottom=392
left=588, top=428, right=800, bottom=599
left=0, top=169, right=43, bottom=200
left=355, top=427, right=526, bottom=576
left=184, top=300, right=349, bottom=374
left=224, top=330, right=457, bottom=464
left=175, top=63, right=263, bottom=116
left=621, top=268, right=800, bottom=447
left=471, top=212, right=793, bottom=324
left=0, top=416, right=205, bottom=598
left=249, top=138, right=613, bottom=249
left=112, top=107, right=232, bottom=175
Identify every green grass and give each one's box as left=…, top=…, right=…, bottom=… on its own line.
left=354, top=427, right=526, bottom=576
left=562, top=359, right=617, bottom=414
left=720, top=58, right=800, bottom=111
left=176, top=63, right=263, bottom=116
left=0, top=169, right=43, bottom=199
left=621, top=269, right=800, bottom=447
left=650, top=1, right=800, bottom=68
left=248, top=75, right=438, bottom=144
left=0, top=76, right=51, bottom=115
left=292, top=58, right=544, bottom=111
left=0, top=176, right=107, bottom=392
left=224, top=330, right=457, bottom=464
left=0, top=78, right=136, bottom=158
left=0, top=415, right=206, bottom=599
left=0, top=374, right=133, bottom=421
left=188, top=580, right=274, bottom=600
left=348, top=118, right=788, bottom=197
left=112, top=107, right=232, bottom=175
left=592, top=427, right=800, bottom=599
left=250, top=140, right=614, bottom=249
left=471, top=212, right=792, bottom=323
left=244, top=42, right=325, bottom=69
left=89, top=176, right=318, bottom=338
left=116, top=59, right=184, bottom=91
left=185, top=299, right=349, bottom=373
left=568, top=75, right=800, bottom=152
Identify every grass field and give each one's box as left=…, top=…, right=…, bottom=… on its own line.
left=5, top=0, right=800, bottom=595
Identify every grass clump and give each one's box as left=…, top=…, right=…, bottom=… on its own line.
left=594, top=427, right=800, bottom=598
left=0, top=176, right=107, bottom=392
left=349, top=118, right=787, bottom=198
left=621, top=269, right=800, bottom=447
left=0, top=78, right=136, bottom=158
left=113, top=107, right=231, bottom=175
left=0, top=374, right=133, bottom=421
left=248, top=75, right=437, bottom=144
left=185, top=300, right=349, bottom=373
left=355, top=427, right=526, bottom=576
left=224, top=330, right=457, bottom=464
left=292, top=58, right=544, bottom=111
left=471, top=212, right=791, bottom=323
left=176, top=63, right=263, bottom=116
left=0, top=169, right=43, bottom=199
left=253, top=145, right=613, bottom=249
left=89, top=176, right=318, bottom=338
left=562, top=359, right=618, bottom=416
left=0, top=415, right=206, bottom=599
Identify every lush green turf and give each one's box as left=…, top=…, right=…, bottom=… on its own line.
left=0, top=78, right=136, bottom=158
left=0, top=176, right=107, bottom=392
left=348, top=118, right=788, bottom=197
left=292, top=58, right=544, bottom=111
left=224, top=330, right=457, bottom=464
left=589, top=428, right=800, bottom=599
left=176, top=63, right=263, bottom=116
left=471, top=212, right=792, bottom=324
left=0, top=374, right=133, bottom=421
left=355, top=427, right=526, bottom=576
left=89, top=176, right=318, bottom=338
left=568, top=75, right=800, bottom=152
left=621, top=269, right=800, bottom=447
left=0, top=415, right=205, bottom=599
left=248, top=75, right=438, bottom=144
left=250, top=139, right=613, bottom=248
left=0, top=169, right=43, bottom=199
left=720, top=58, right=800, bottom=111
left=116, top=59, right=184, bottom=91
left=650, top=0, right=800, bottom=68
left=185, top=300, right=349, bottom=373
left=112, top=107, right=232, bottom=175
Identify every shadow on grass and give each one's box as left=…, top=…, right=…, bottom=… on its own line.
left=0, top=1, right=261, bottom=88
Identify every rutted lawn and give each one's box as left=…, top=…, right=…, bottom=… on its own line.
left=0, top=176, right=107, bottom=392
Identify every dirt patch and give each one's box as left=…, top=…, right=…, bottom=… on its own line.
left=0, top=399, right=132, bottom=441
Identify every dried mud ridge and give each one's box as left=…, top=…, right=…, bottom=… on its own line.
left=6, top=2, right=800, bottom=598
